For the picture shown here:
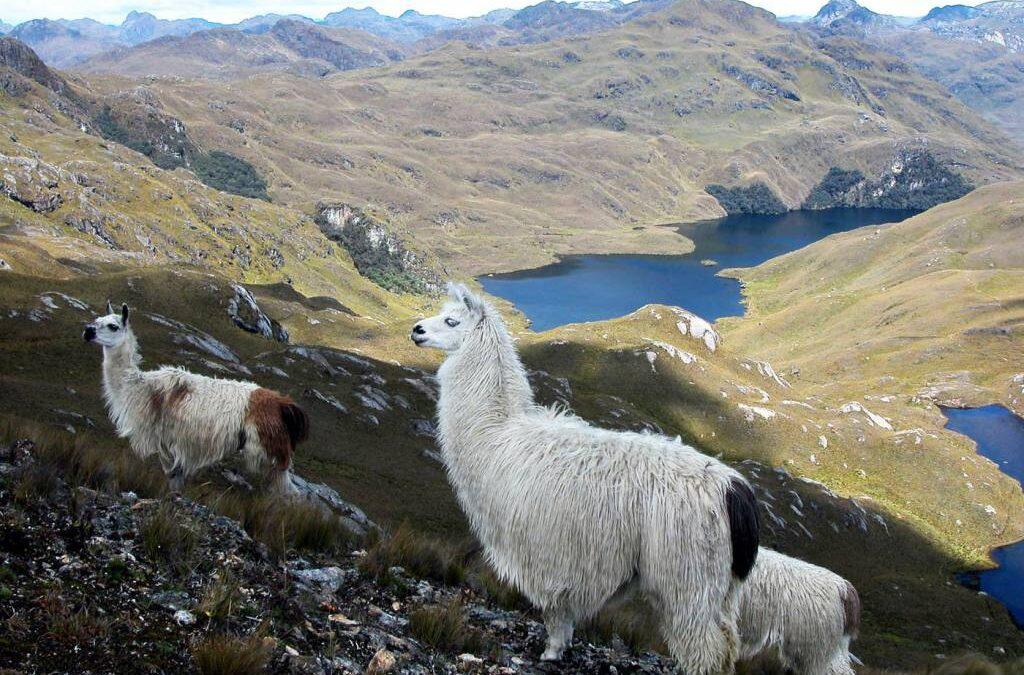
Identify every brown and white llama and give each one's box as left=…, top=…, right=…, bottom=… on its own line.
left=84, top=302, right=307, bottom=493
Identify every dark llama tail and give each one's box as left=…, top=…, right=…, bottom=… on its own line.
left=725, top=477, right=760, bottom=579
left=842, top=581, right=861, bottom=639
left=279, top=400, right=310, bottom=448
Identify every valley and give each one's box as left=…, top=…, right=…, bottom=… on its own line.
left=1, top=0, right=1024, bottom=671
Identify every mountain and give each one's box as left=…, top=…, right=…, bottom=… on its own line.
left=83, top=0, right=1022, bottom=276
left=808, top=0, right=903, bottom=35
left=802, top=0, right=1024, bottom=146
left=921, top=4, right=983, bottom=22
left=79, top=22, right=405, bottom=80
left=117, top=10, right=220, bottom=44
left=918, top=0, right=1024, bottom=51
left=0, top=20, right=12, bottom=34
left=322, top=7, right=465, bottom=43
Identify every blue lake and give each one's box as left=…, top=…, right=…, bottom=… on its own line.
left=479, top=208, right=917, bottom=331
left=944, top=405, right=1024, bottom=626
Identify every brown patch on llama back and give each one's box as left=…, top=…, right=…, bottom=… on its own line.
left=245, top=388, right=306, bottom=470
left=150, top=382, right=192, bottom=417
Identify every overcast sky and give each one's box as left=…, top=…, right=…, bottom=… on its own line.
left=0, top=0, right=990, bottom=26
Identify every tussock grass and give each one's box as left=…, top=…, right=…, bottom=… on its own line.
left=140, top=502, right=201, bottom=573
left=198, top=570, right=244, bottom=621
left=0, top=415, right=166, bottom=499
left=408, top=597, right=486, bottom=655
left=190, top=633, right=271, bottom=675
left=36, top=588, right=110, bottom=645
left=579, top=598, right=664, bottom=656
left=359, top=523, right=467, bottom=585
left=203, top=491, right=355, bottom=560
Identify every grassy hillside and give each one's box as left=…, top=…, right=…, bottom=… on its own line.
left=79, top=0, right=1024, bottom=274
left=721, top=181, right=1024, bottom=558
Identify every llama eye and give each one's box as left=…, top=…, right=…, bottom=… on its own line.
left=108, top=324, right=119, bottom=331
left=444, top=318, right=460, bottom=328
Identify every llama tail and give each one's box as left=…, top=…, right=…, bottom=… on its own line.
left=279, top=400, right=310, bottom=447
left=841, top=580, right=861, bottom=639
left=725, top=477, right=760, bottom=580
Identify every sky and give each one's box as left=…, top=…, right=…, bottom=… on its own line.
left=0, top=0, right=991, bottom=26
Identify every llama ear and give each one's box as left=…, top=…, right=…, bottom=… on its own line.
left=121, top=303, right=130, bottom=325
left=446, top=282, right=467, bottom=303
left=106, top=299, right=114, bottom=315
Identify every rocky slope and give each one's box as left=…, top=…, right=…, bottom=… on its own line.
left=0, top=266, right=1021, bottom=669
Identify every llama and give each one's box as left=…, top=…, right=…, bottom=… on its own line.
left=83, top=302, right=307, bottom=493
left=737, top=548, right=859, bottom=675
left=412, top=284, right=760, bottom=674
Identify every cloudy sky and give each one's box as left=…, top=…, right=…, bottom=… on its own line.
left=0, top=0, right=990, bottom=25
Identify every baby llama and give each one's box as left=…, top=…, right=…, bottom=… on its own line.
left=738, top=548, right=860, bottom=675
left=412, top=284, right=760, bottom=674
left=84, top=302, right=306, bottom=493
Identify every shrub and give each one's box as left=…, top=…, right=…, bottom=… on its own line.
left=408, top=598, right=486, bottom=655
left=706, top=182, right=787, bottom=215
left=191, top=633, right=271, bottom=675
left=191, top=151, right=269, bottom=201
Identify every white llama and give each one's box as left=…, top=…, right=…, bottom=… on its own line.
left=84, top=302, right=306, bottom=493
left=412, top=284, right=760, bottom=674
left=738, top=548, right=859, bottom=675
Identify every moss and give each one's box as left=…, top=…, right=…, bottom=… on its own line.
left=706, top=182, right=788, bottom=215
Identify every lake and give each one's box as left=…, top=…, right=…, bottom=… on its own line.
left=479, top=208, right=918, bottom=331
left=944, top=405, right=1024, bottom=627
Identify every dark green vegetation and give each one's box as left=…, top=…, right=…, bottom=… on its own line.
left=315, top=205, right=435, bottom=294
left=192, top=150, right=270, bottom=201
left=706, top=182, right=788, bottom=215
left=802, top=167, right=866, bottom=210
left=803, top=150, right=973, bottom=210
left=92, top=95, right=269, bottom=200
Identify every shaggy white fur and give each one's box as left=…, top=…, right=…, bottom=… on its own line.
left=413, top=284, right=760, bottom=674
left=738, top=548, right=859, bottom=675
left=84, top=303, right=302, bottom=493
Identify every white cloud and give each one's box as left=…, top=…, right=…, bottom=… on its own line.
left=0, top=0, right=992, bottom=26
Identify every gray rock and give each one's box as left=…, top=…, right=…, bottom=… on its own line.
left=228, top=284, right=289, bottom=343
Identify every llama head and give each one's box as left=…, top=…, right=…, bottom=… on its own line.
left=411, top=282, right=487, bottom=352
left=83, top=301, right=131, bottom=348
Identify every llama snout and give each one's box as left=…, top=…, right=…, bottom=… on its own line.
left=411, top=322, right=427, bottom=346
left=83, top=325, right=96, bottom=342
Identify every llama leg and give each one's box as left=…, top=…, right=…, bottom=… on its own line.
left=659, top=610, right=737, bottom=675
left=158, top=447, right=184, bottom=494
left=270, top=468, right=296, bottom=496
left=540, top=609, right=575, bottom=661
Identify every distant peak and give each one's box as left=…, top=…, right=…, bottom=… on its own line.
left=399, top=9, right=420, bottom=17
left=123, top=10, right=156, bottom=21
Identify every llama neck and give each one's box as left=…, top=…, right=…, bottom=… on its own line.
left=102, top=330, right=142, bottom=400
left=437, top=316, right=533, bottom=449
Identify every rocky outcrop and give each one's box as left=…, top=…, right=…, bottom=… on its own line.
left=315, top=202, right=441, bottom=295
left=227, top=284, right=289, bottom=343
left=0, top=154, right=64, bottom=213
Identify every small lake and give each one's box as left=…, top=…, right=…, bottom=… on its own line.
left=479, top=208, right=917, bottom=331
left=944, top=405, right=1024, bottom=626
